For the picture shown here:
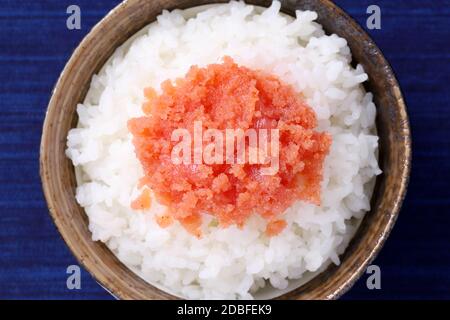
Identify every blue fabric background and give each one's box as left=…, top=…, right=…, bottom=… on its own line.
left=0, top=0, right=449, bottom=300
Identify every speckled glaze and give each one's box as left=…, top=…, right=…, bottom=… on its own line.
left=40, top=0, right=411, bottom=300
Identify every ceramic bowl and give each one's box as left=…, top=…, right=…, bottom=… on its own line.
left=40, top=0, right=411, bottom=300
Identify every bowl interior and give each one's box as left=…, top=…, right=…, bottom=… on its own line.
left=40, top=0, right=411, bottom=300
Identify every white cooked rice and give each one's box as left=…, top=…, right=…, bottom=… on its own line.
left=66, top=1, right=381, bottom=300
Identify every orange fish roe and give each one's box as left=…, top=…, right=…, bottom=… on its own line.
left=156, top=213, right=174, bottom=229
left=128, top=57, right=331, bottom=237
left=130, top=188, right=152, bottom=210
left=265, top=219, right=288, bottom=237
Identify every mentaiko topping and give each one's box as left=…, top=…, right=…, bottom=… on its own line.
left=128, top=57, right=331, bottom=237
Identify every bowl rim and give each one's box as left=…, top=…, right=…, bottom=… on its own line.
left=40, top=0, right=412, bottom=300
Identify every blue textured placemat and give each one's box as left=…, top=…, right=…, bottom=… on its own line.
left=0, top=0, right=449, bottom=300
